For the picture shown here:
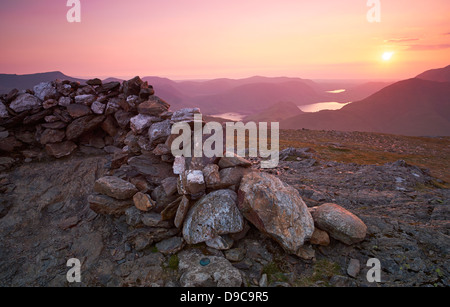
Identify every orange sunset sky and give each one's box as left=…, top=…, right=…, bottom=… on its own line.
left=0, top=0, right=449, bottom=80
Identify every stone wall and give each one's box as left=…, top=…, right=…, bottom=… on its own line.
left=0, top=77, right=368, bottom=286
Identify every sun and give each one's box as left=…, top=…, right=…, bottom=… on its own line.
left=382, top=52, right=394, bottom=61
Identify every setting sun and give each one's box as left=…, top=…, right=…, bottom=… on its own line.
left=382, top=52, right=395, bottom=61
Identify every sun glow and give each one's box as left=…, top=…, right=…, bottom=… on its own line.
left=382, top=52, right=394, bottom=61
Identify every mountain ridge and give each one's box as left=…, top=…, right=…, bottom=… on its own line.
left=281, top=78, right=450, bottom=136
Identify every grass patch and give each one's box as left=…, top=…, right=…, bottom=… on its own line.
left=327, top=146, right=352, bottom=153
left=166, top=254, right=179, bottom=271
left=295, top=259, right=341, bottom=287
left=262, top=262, right=289, bottom=284
left=278, top=129, right=450, bottom=186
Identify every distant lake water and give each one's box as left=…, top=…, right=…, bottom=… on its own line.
left=210, top=112, right=246, bottom=121
left=299, top=101, right=351, bottom=113
left=326, top=89, right=346, bottom=94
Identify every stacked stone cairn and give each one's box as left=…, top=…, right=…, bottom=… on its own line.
left=0, top=76, right=367, bottom=269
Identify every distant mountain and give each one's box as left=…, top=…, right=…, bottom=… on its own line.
left=184, top=80, right=327, bottom=115
left=243, top=101, right=303, bottom=123
left=102, top=77, right=123, bottom=83
left=281, top=78, right=450, bottom=136
left=0, top=71, right=86, bottom=94
left=176, top=76, right=317, bottom=96
left=416, top=65, right=450, bottom=82
left=329, top=82, right=393, bottom=102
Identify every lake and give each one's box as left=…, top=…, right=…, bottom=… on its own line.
left=299, top=101, right=351, bottom=113
left=210, top=112, right=247, bottom=121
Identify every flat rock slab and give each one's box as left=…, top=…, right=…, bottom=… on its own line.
left=94, top=176, right=138, bottom=200
left=88, top=193, right=134, bottom=215
left=45, top=141, right=77, bottom=158
left=155, top=236, right=185, bottom=255
left=178, top=249, right=242, bottom=287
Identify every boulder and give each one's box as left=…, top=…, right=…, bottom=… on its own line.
left=148, top=119, right=171, bottom=145
left=155, top=237, right=185, bottom=255
left=10, top=94, right=41, bottom=113
left=218, top=153, right=252, bottom=169
left=74, top=94, right=96, bottom=106
left=100, top=115, right=118, bottom=137
left=205, top=235, right=234, bottom=250
left=310, top=228, right=330, bottom=246
left=94, top=176, right=138, bottom=200
left=173, top=156, right=186, bottom=175
left=90, top=101, right=106, bottom=114
left=39, top=129, right=66, bottom=145
left=203, top=164, right=221, bottom=189
left=0, top=136, right=22, bottom=152
left=88, top=194, right=133, bottom=215
left=170, top=108, right=201, bottom=124
left=66, top=104, right=92, bottom=118
left=0, top=102, right=9, bottom=119
left=123, top=76, right=143, bottom=96
left=105, top=97, right=121, bottom=115
left=161, top=197, right=182, bottom=221
left=45, top=141, right=77, bottom=158
left=138, top=96, right=170, bottom=116
left=133, top=192, right=156, bottom=212
left=347, top=259, right=361, bottom=278
left=310, top=203, right=367, bottom=245
left=114, top=110, right=132, bottom=129
left=58, top=96, right=72, bottom=107
left=23, top=109, right=53, bottom=125
left=215, top=166, right=254, bottom=190
left=141, top=212, right=172, bottom=228
left=182, top=189, right=244, bottom=244
left=33, top=82, right=56, bottom=101
left=42, top=99, right=58, bottom=109
left=127, top=154, right=174, bottom=185
left=178, top=170, right=206, bottom=197
left=174, top=195, right=191, bottom=228
left=238, top=172, right=314, bottom=254
left=97, top=81, right=120, bottom=93
left=86, top=78, right=102, bottom=86
left=66, top=115, right=105, bottom=140
left=130, top=114, right=160, bottom=134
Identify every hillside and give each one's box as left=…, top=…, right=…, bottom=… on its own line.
left=0, top=71, right=86, bottom=94
left=281, top=78, right=450, bottom=136
left=0, top=76, right=448, bottom=287
left=243, top=101, right=303, bottom=122
left=416, top=65, right=450, bottom=82
left=188, top=81, right=326, bottom=115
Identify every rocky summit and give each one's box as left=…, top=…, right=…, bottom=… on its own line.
left=0, top=77, right=448, bottom=287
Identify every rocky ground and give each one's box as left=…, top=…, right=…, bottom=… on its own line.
left=0, top=143, right=448, bottom=287
left=0, top=77, right=448, bottom=287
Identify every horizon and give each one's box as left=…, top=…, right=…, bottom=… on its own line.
left=1, top=1, right=449, bottom=80
left=0, top=69, right=409, bottom=84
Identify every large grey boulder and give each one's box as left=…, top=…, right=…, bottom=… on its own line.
left=10, top=93, right=41, bottom=113
left=310, top=203, right=367, bottom=245
left=182, top=189, right=244, bottom=244
left=33, top=82, right=56, bottom=101
left=238, top=172, right=314, bottom=255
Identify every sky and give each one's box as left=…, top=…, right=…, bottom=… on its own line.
left=0, top=0, right=449, bottom=80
